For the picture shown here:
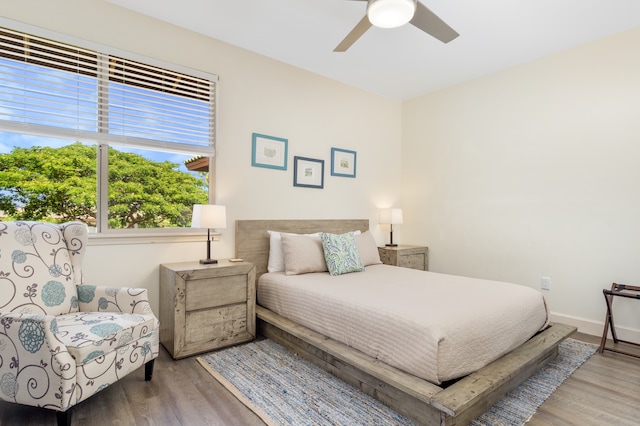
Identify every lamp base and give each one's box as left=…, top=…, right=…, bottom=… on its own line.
left=385, top=244, right=398, bottom=247
left=199, top=258, right=218, bottom=265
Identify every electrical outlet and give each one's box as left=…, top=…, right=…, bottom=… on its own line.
left=541, top=276, right=551, bottom=290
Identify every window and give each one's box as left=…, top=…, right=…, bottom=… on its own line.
left=0, top=26, right=217, bottom=232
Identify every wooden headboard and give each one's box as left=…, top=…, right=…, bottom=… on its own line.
left=235, top=219, right=369, bottom=282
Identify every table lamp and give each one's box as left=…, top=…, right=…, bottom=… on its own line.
left=191, top=204, right=226, bottom=264
left=379, top=208, right=403, bottom=247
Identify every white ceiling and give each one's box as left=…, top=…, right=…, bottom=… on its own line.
left=106, top=0, right=640, bottom=101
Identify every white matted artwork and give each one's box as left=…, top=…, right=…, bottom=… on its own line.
left=330, top=147, right=356, bottom=178
left=293, top=156, right=324, bottom=189
left=252, top=133, right=288, bottom=170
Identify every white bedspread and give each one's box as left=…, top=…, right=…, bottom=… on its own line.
left=258, top=264, right=549, bottom=384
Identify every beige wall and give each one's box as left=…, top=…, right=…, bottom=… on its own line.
left=4, top=0, right=638, bottom=339
left=1, top=0, right=403, bottom=312
left=402, top=27, right=640, bottom=338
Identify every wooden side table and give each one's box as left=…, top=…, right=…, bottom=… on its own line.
left=378, top=245, right=428, bottom=271
left=159, top=260, right=255, bottom=359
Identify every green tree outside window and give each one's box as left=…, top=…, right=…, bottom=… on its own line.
left=0, top=142, right=208, bottom=228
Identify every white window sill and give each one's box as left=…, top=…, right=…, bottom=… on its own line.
left=88, top=231, right=221, bottom=246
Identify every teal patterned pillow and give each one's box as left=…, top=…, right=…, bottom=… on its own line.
left=320, top=232, right=365, bottom=276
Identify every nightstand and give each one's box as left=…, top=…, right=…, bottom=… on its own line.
left=378, top=245, right=429, bottom=271
left=159, top=260, right=255, bottom=359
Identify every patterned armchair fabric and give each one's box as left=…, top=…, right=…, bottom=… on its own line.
left=0, top=221, right=159, bottom=424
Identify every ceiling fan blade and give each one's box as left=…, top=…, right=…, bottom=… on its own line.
left=334, top=15, right=372, bottom=52
left=410, top=1, right=459, bottom=43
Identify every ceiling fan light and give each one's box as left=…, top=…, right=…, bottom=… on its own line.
left=367, top=0, right=417, bottom=29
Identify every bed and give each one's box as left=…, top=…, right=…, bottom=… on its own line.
left=235, top=219, right=576, bottom=426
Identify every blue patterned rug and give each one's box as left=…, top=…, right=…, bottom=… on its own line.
left=197, top=338, right=596, bottom=426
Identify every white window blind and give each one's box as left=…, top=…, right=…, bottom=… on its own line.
left=0, top=27, right=216, bottom=155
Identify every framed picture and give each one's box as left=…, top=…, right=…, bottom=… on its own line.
left=330, top=148, right=356, bottom=178
left=252, top=133, right=288, bottom=170
left=293, top=156, right=324, bottom=189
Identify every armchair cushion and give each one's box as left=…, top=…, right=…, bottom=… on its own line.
left=55, top=311, right=156, bottom=365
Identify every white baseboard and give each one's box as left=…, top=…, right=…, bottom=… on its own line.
left=550, top=312, right=640, bottom=343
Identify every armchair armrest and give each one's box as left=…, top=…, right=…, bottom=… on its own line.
left=0, top=312, right=76, bottom=410
left=77, top=285, right=155, bottom=316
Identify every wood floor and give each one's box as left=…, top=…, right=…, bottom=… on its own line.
left=1, top=332, right=639, bottom=425
left=527, top=332, right=640, bottom=426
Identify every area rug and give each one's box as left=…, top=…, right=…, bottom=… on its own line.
left=197, top=338, right=596, bottom=426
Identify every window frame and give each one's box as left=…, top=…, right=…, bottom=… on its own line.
left=0, top=18, right=218, bottom=239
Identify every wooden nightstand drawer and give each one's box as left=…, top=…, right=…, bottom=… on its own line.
left=185, top=275, right=247, bottom=311
left=378, top=245, right=429, bottom=271
left=398, top=252, right=426, bottom=270
left=185, top=304, right=248, bottom=345
left=159, top=260, right=256, bottom=359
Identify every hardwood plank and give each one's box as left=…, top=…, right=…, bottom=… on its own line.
left=528, top=332, right=640, bottom=426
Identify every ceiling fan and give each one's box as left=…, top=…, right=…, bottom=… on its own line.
left=334, top=0, right=459, bottom=52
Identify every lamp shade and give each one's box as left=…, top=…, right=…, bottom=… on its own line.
left=191, top=204, right=226, bottom=229
left=367, top=0, right=417, bottom=29
left=379, top=208, right=403, bottom=225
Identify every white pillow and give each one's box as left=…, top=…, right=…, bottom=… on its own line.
left=281, top=233, right=327, bottom=275
left=267, top=229, right=362, bottom=272
left=267, top=230, right=285, bottom=272
left=355, top=230, right=382, bottom=266
left=267, top=230, right=321, bottom=272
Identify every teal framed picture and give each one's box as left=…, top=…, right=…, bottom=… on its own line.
left=293, top=156, right=324, bottom=189
left=330, top=147, right=356, bottom=178
left=252, top=133, right=288, bottom=170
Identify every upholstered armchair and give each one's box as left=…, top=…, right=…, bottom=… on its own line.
left=0, top=221, right=159, bottom=426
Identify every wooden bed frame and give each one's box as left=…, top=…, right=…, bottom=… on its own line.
left=235, top=219, right=576, bottom=426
